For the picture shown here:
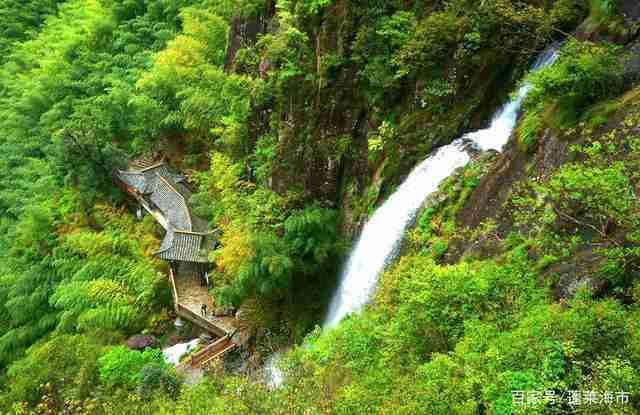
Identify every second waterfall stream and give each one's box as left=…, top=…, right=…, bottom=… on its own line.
left=267, top=45, right=559, bottom=386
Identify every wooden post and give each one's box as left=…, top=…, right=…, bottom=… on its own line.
left=168, top=266, right=180, bottom=314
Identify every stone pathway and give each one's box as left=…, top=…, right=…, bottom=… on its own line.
left=175, top=271, right=236, bottom=334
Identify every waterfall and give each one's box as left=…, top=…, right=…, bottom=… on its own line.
left=323, top=46, right=558, bottom=329
left=323, top=143, right=471, bottom=328
left=265, top=46, right=558, bottom=387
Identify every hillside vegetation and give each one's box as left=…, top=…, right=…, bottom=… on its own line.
left=0, top=0, right=639, bottom=413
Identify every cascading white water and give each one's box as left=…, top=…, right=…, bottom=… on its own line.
left=323, top=142, right=471, bottom=328
left=323, top=47, right=558, bottom=329
left=264, top=351, right=285, bottom=388
left=162, top=338, right=200, bottom=366
left=265, top=46, right=559, bottom=387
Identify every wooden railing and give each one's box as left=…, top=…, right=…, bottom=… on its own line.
left=175, top=303, right=228, bottom=337
left=201, top=342, right=236, bottom=370
left=168, top=267, right=180, bottom=314
left=188, top=334, right=234, bottom=368
left=116, top=165, right=237, bottom=362
left=168, top=267, right=230, bottom=338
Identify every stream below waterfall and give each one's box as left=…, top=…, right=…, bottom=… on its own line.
left=163, top=338, right=200, bottom=366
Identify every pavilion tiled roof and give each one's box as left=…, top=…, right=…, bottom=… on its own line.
left=156, top=229, right=212, bottom=263
left=149, top=175, right=192, bottom=231
left=115, top=160, right=214, bottom=264
left=116, top=171, right=147, bottom=194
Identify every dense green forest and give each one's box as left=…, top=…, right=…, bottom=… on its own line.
left=1, top=0, right=640, bottom=413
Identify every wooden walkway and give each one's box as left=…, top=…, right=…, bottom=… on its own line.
left=177, top=333, right=236, bottom=371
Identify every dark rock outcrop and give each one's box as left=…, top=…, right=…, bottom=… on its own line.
left=224, top=3, right=275, bottom=73
left=624, top=39, right=640, bottom=84
left=543, top=246, right=608, bottom=301
left=125, top=335, right=159, bottom=350
left=455, top=138, right=528, bottom=232
left=620, top=0, right=640, bottom=23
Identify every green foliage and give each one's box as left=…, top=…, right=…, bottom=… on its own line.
left=388, top=252, right=540, bottom=355
left=261, top=90, right=640, bottom=412
left=1, top=335, right=101, bottom=409
left=0, top=0, right=635, bottom=412
left=589, top=0, right=618, bottom=22
left=393, top=10, right=459, bottom=81
left=270, top=255, right=638, bottom=413
left=408, top=161, right=486, bottom=256
left=137, top=362, right=181, bottom=397
left=512, top=102, right=640, bottom=300
left=0, top=0, right=65, bottom=60
left=98, top=346, right=167, bottom=389
left=523, top=39, right=623, bottom=128
left=547, top=163, right=632, bottom=228
left=515, top=138, right=637, bottom=234
left=216, top=204, right=340, bottom=307
left=49, top=213, right=165, bottom=334
left=218, top=231, right=292, bottom=305
left=518, top=107, right=544, bottom=152
left=352, top=10, right=418, bottom=105
left=550, top=0, right=589, bottom=31
left=135, top=6, right=256, bottom=156
left=0, top=0, right=190, bottom=369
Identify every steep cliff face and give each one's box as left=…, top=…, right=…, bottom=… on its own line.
left=621, top=0, right=640, bottom=21
left=449, top=25, right=640, bottom=301
left=459, top=42, right=638, bottom=226
left=224, top=4, right=274, bottom=73
left=223, top=0, right=579, bottom=237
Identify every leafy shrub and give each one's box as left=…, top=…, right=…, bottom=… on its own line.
left=549, top=0, right=589, bottom=30
left=352, top=10, right=417, bottom=104
left=546, top=163, right=632, bottom=229
left=215, top=204, right=340, bottom=307
left=518, top=107, right=544, bottom=152
left=385, top=254, right=537, bottom=355
left=2, top=335, right=101, bottom=407
left=514, top=162, right=635, bottom=239
left=523, top=40, right=623, bottom=127
left=98, top=346, right=167, bottom=389
left=48, top=206, right=164, bottom=335
left=137, top=362, right=181, bottom=397
left=394, top=10, right=459, bottom=81
left=590, top=0, right=618, bottom=21
left=0, top=0, right=64, bottom=60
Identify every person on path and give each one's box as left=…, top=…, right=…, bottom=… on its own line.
left=201, top=303, right=207, bottom=317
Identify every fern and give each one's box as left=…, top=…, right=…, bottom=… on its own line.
left=77, top=305, right=140, bottom=332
